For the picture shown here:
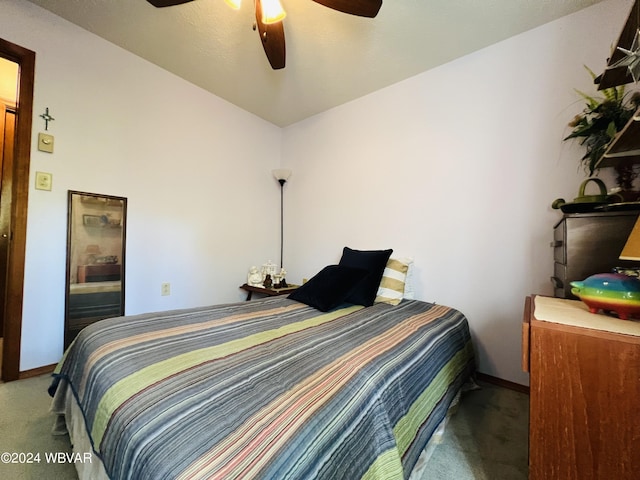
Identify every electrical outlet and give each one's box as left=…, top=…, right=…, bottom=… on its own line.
left=161, top=282, right=170, bottom=296
left=35, top=171, right=52, bottom=191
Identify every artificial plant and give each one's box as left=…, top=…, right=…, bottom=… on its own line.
left=565, top=66, right=640, bottom=191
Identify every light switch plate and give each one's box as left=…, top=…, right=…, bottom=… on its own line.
left=38, top=132, right=54, bottom=153
left=35, top=171, right=52, bottom=191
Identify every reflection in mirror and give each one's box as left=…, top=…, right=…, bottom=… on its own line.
left=64, top=191, right=127, bottom=348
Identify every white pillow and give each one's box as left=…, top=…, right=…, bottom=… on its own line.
left=402, top=259, right=415, bottom=299
left=375, top=257, right=413, bottom=305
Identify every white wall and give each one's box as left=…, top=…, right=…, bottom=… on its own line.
left=2, top=0, right=283, bottom=371
left=282, top=0, right=630, bottom=385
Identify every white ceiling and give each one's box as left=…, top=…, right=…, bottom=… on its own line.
left=25, top=0, right=606, bottom=127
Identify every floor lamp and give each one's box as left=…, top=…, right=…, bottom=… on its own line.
left=272, top=169, right=291, bottom=285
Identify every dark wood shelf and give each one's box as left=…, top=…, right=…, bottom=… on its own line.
left=595, top=106, right=640, bottom=169
left=239, top=283, right=298, bottom=301
left=597, top=0, right=639, bottom=90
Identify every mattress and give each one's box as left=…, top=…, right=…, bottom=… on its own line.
left=50, top=297, right=475, bottom=480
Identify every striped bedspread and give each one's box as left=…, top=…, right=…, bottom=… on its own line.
left=50, top=297, right=475, bottom=480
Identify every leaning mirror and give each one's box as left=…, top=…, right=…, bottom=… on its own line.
left=64, top=191, right=127, bottom=348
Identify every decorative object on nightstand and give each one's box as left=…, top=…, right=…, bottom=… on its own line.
left=261, top=260, right=277, bottom=281
left=570, top=272, right=640, bottom=319
left=247, top=266, right=263, bottom=286
left=275, top=267, right=288, bottom=288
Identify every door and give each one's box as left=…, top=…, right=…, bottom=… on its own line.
left=0, top=103, right=14, bottom=346
left=0, top=59, right=17, bottom=381
left=0, top=38, right=35, bottom=382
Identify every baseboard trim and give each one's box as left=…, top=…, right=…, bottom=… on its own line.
left=476, top=372, right=530, bottom=395
left=18, top=363, right=56, bottom=380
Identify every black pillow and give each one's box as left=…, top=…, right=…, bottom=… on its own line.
left=288, top=265, right=368, bottom=312
left=338, top=247, right=393, bottom=306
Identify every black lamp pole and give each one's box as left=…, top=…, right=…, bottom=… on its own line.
left=278, top=178, right=286, bottom=269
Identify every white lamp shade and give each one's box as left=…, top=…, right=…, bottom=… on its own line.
left=261, top=0, right=286, bottom=24
left=272, top=169, right=292, bottom=182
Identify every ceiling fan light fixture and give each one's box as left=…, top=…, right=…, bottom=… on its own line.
left=224, top=0, right=241, bottom=9
left=147, top=0, right=381, bottom=71
left=260, top=0, right=286, bottom=24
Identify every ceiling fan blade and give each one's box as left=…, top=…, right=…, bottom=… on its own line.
left=146, top=0, right=194, bottom=7
left=311, top=0, right=382, bottom=18
left=255, top=0, right=286, bottom=70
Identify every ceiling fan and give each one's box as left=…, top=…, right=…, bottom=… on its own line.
left=146, top=0, right=382, bottom=70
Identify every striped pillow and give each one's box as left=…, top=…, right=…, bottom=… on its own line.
left=375, top=257, right=412, bottom=305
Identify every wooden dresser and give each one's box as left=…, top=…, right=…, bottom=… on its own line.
left=522, top=295, right=640, bottom=480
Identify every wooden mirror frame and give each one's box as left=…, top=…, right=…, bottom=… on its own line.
left=64, top=191, right=127, bottom=348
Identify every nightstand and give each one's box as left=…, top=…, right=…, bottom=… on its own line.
left=240, top=283, right=298, bottom=301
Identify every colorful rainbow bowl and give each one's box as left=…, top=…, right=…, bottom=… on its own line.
left=571, top=273, right=640, bottom=320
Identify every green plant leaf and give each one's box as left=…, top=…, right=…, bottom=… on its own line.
left=574, top=89, right=600, bottom=110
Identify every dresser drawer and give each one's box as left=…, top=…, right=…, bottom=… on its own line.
left=552, top=263, right=567, bottom=298
left=552, top=221, right=566, bottom=264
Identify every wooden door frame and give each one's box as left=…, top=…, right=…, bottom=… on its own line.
left=0, top=38, right=34, bottom=382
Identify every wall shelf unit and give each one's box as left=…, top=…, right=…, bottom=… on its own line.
left=593, top=0, right=640, bottom=169
left=596, top=0, right=639, bottom=90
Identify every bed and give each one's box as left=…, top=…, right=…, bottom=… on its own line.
left=50, top=250, right=475, bottom=480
